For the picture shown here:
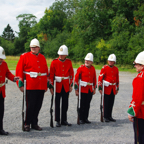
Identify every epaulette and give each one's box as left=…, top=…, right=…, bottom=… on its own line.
left=21, top=52, right=28, bottom=56
left=80, top=64, right=85, bottom=67
left=102, top=65, right=108, bottom=69
left=2, top=60, right=6, bottom=64
left=53, top=58, right=58, bottom=61
left=66, top=58, right=72, bottom=61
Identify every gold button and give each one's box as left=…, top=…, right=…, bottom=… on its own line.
left=63, top=65, right=64, bottom=67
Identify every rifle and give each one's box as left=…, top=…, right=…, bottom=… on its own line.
left=100, top=76, right=104, bottom=122
left=77, top=74, right=81, bottom=125
left=134, top=117, right=139, bottom=144
left=50, top=80, right=56, bottom=128
left=22, top=77, right=26, bottom=131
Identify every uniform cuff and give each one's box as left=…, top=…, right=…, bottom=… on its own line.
left=127, top=107, right=135, bottom=117
left=74, top=84, right=78, bottom=90
left=18, top=80, right=24, bottom=88
left=49, top=84, right=54, bottom=89
left=98, top=86, right=102, bottom=91
left=71, top=82, right=73, bottom=87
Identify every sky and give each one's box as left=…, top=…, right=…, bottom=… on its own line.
left=0, top=0, right=56, bottom=36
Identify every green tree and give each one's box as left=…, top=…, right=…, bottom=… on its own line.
left=2, top=24, right=15, bottom=42
left=0, top=36, right=15, bottom=55
left=15, top=14, right=37, bottom=54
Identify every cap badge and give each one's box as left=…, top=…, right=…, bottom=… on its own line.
left=60, top=48, right=63, bottom=51
left=2, top=50, right=5, bottom=55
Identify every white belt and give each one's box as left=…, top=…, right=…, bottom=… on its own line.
left=0, top=82, right=6, bottom=87
left=55, top=76, right=69, bottom=82
left=104, top=80, right=116, bottom=87
left=80, top=80, right=93, bottom=87
left=24, top=71, right=47, bottom=78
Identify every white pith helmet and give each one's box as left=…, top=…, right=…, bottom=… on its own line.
left=57, top=45, right=68, bottom=55
left=108, top=54, right=116, bottom=62
left=134, top=51, right=144, bottom=65
left=0, top=46, right=6, bottom=59
left=84, top=53, right=93, bottom=62
left=30, top=38, right=40, bottom=48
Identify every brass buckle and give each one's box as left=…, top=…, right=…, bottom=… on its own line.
left=62, top=77, right=64, bottom=80
left=87, top=83, right=90, bottom=86
left=0, top=84, right=3, bottom=87
left=38, top=73, right=41, bottom=76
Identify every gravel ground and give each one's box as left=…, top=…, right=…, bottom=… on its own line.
left=0, top=69, right=137, bottom=144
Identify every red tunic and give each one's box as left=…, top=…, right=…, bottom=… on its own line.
left=74, top=64, right=97, bottom=93
left=0, top=61, right=15, bottom=98
left=98, top=65, right=119, bottom=95
left=16, top=52, right=48, bottom=90
left=49, top=58, right=74, bottom=93
left=127, top=70, right=144, bottom=119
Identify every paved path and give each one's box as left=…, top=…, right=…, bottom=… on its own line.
left=1, top=70, right=137, bottom=144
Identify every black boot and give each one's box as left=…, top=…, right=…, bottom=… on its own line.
left=61, top=121, right=72, bottom=126
left=84, top=119, right=91, bottom=124
left=0, top=130, right=9, bottom=135
left=56, top=122, right=61, bottom=127
left=108, top=117, right=116, bottom=122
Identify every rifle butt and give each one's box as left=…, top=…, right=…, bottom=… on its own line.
left=100, top=104, right=103, bottom=122
left=50, top=108, right=54, bottom=128
left=22, top=112, right=24, bottom=131
left=77, top=107, right=80, bottom=125
left=50, top=119, right=54, bottom=128
left=100, top=114, right=104, bottom=122
left=77, top=117, right=80, bottom=125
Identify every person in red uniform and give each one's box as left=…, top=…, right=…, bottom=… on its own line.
left=74, top=53, right=97, bottom=124
left=49, top=45, right=74, bottom=127
left=0, top=46, right=19, bottom=135
left=16, top=38, right=48, bottom=132
left=127, top=51, right=144, bottom=144
left=98, top=54, right=119, bottom=122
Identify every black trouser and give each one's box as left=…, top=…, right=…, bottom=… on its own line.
left=25, top=90, right=45, bottom=126
left=80, top=90, right=93, bottom=121
left=0, top=92, right=4, bottom=130
left=104, top=90, right=115, bottom=119
left=55, top=86, right=69, bottom=122
left=133, top=118, right=144, bottom=144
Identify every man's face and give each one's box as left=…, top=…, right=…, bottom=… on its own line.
left=134, top=63, right=144, bottom=72
left=108, top=61, right=115, bottom=67
left=85, top=60, right=93, bottom=67
left=30, top=46, right=40, bottom=54
left=0, top=58, right=3, bottom=64
left=59, top=55, right=67, bottom=60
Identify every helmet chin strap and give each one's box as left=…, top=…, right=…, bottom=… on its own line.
left=85, top=63, right=91, bottom=68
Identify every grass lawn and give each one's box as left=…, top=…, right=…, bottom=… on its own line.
left=5, top=56, right=136, bottom=73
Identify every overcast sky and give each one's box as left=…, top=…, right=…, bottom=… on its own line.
left=0, top=0, right=55, bottom=36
